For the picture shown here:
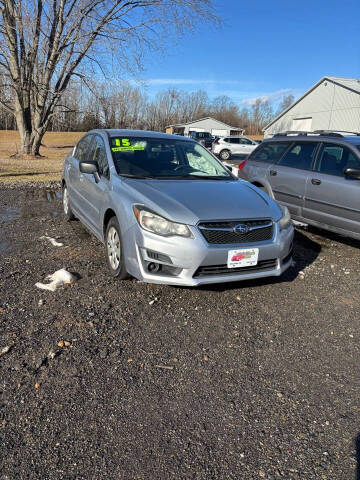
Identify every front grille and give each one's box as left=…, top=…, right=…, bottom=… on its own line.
left=198, top=219, right=273, bottom=244
left=194, top=258, right=277, bottom=278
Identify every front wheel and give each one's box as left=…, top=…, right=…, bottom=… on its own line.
left=105, top=217, right=129, bottom=279
left=219, top=149, right=231, bottom=161
left=63, top=184, right=75, bottom=221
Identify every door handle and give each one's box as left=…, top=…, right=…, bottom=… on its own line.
left=270, top=170, right=277, bottom=176
left=311, top=178, right=321, bottom=185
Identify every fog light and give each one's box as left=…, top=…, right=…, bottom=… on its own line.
left=147, top=262, right=161, bottom=273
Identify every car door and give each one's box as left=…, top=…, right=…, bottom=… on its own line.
left=69, top=134, right=93, bottom=214
left=240, top=141, right=290, bottom=189
left=228, top=137, right=241, bottom=154
left=78, top=134, right=111, bottom=234
left=269, top=141, right=319, bottom=217
left=303, top=142, right=360, bottom=236
left=238, top=137, right=255, bottom=155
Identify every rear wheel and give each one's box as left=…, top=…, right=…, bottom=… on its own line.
left=105, top=216, right=129, bottom=279
left=219, top=149, right=231, bottom=161
left=63, top=184, right=75, bottom=221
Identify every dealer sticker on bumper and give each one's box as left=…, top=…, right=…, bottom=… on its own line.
left=227, top=248, right=259, bottom=269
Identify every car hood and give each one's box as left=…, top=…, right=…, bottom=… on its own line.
left=122, top=178, right=281, bottom=225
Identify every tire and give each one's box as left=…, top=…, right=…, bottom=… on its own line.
left=219, top=149, right=231, bottom=161
left=105, top=216, right=129, bottom=279
left=63, top=183, right=75, bottom=221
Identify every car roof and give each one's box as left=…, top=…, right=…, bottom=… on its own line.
left=263, top=134, right=360, bottom=146
left=223, top=135, right=249, bottom=138
left=89, top=128, right=194, bottom=142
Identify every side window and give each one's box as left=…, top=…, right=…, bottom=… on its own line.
left=240, top=138, right=252, bottom=145
left=278, top=142, right=318, bottom=170
left=347, top=152, right=360, bottom=170
left=223, top=138, right=230, bottom=143
left=88, top=136, right=109, bottom=178
left=229, top=138, right=240, bottom=144
left=74, top=135, right=92, bottom=162
left=317, top=143, right=360, bottom=176
left=250, top=142, right=289, bottom=163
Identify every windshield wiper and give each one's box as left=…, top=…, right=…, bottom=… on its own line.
left=172, top=175, right=233, bottom=180
left=118, top=173, right=156, bottom=179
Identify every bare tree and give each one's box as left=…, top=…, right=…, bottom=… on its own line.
left=248, top=98, right=273, bottom=135
left=276, top=94, right=295, bottom=116
left=209, top=95, right=241, bottom=127
left=0, top=0, right=217, bottom=156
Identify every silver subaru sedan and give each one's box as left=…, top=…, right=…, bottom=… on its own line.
left=62, top=129, right=294, bottom=286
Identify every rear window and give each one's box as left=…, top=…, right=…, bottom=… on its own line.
left=249, top=142, right=288, bottom=163
left=277, top=142, right=318, bottom=170
left=196, top=132, right=212, bottom=139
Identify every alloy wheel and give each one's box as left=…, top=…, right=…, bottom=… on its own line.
left=107, top=226, right=121, bottom=270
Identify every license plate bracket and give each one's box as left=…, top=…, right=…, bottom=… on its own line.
left=227, top=248, right=259, bottom=269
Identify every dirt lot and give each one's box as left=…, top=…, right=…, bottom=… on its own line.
left=0, top=183, right=359, bottom=479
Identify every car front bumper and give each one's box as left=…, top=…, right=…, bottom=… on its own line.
left=122, top=221, right=294, bottom=287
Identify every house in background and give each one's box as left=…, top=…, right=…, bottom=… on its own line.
left=165, top=117, right=244, bottom=137
left=263, top=76, right=360, bottom=138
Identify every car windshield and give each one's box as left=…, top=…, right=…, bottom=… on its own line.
left=109, top=137, right=233, bottom=180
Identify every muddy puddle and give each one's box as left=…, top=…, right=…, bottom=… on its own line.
left=0, top=240, right=9, bottom=252
left=0, top=188, right=63, bottom=254
left=0, top=207, right=20, bottom=223
left=0, top=208, right=19, bottom=254
left=21, top=188, right=62, bottom=218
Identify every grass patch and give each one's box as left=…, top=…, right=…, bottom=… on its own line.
left=0, top=130, right=83, bottom=183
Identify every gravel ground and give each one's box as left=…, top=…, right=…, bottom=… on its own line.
left=0, top=183, right=359, bottom=479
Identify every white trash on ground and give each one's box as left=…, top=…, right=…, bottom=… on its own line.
left=40, top=236, right=63, bottom=247
left=35, top=268, right=77, bottom=292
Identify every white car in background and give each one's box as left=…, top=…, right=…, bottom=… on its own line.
left=212, top=135, right=259, bottom=161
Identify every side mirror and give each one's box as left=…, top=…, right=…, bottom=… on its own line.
left=80, top=161, right=98, bottom=174
left=344, top=168, right=360, bottom=180
left=79, top=161, right=100, bottom=183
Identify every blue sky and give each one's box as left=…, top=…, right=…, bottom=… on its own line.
left=137, top=0, right=360, bottom=106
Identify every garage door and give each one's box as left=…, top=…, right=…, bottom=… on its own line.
left=212, top=129, right=228, bottom=136
left=291, top=117, right=312, bottom=131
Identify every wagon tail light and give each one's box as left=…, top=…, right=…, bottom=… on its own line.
left=213, top=140, right=219, bottom=145
left=238, top=159, right=247, bottom=170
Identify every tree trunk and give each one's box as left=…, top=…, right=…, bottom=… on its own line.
left=15, top=105, right=46, bottom=156
left=31, top=131, right=43, bottom=156
left=17, top=120, right=32, bottom=155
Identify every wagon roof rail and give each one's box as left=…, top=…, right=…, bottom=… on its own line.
left=273, top=130, right=360, bottom=138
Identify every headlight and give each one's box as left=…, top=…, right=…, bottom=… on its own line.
left=278, top=204, right=292, bottom=231
left=133, top=206, right=193, bottom=238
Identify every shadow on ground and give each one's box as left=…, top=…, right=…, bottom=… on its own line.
left=305, top=224, right=360, bottom=249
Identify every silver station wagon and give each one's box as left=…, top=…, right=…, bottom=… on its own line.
left=240, top=131, right=360, bottom=240
left=62, top=129, right=294, bottom=286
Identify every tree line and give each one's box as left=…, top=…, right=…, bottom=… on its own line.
left=0, top=79, right=294, bottom=136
